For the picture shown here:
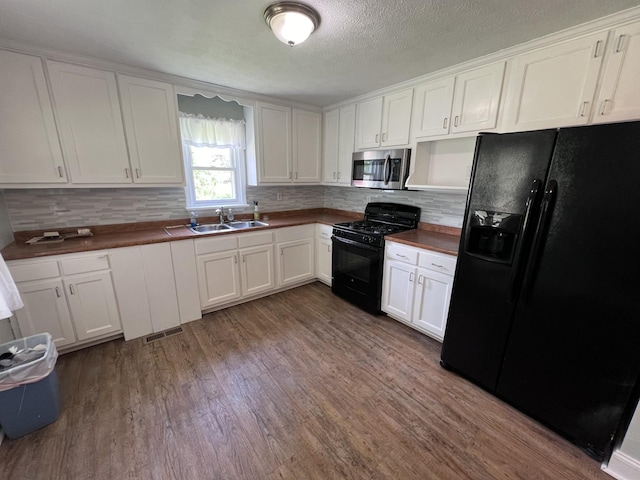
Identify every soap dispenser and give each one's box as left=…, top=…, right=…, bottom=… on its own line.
left=253, top=201, right=260, bottom=220
left=189, top=211, right=198, bottom=228
left=227, top=209, right=234, bottom=222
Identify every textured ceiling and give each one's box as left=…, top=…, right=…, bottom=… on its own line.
left=1, top=0, right=639, bottom=106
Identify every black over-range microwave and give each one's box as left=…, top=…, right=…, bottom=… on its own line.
left=351, top=149, right=411, bottom=190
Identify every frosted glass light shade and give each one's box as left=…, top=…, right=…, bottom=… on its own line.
left=264, top=2, right=320, bottom=47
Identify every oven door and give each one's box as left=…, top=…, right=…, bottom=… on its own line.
left=331, top=235, right=384, bottom=312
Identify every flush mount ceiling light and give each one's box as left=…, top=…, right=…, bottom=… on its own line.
left=264, top=2, right=320, bottom=47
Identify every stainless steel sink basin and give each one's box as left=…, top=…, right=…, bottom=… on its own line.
left=228, top=220, right=269, bottom=229
left=189, top=224, right=233, bottom=234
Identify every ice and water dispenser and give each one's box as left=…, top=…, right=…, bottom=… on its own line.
left=465, top=210, right=521, bottom=263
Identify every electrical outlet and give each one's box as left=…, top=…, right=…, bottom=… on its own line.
left=277, top=192, right=283, bottom=201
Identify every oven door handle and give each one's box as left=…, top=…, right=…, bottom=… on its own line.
left=332, top=235, right=381, bottom=252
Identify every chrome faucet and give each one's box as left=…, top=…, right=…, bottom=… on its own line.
left=215, top=207, right=225, bottom=224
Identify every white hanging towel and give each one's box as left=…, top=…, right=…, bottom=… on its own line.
left=0, top=253, right=23, bottom=319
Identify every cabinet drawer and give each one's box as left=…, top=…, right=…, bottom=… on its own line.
left=418, top=250, right=457, bottom=275
left=386, top=243, right=418, bottom=265
left=238, top=230, right=273, bottom=248
left=317, top=224, right=333, bottom=239
left=9, top=261, right=60, bottom=282
left=276, top=225, right=315, bottom=243
left=60, top=254, right=110, bottom=275
left=195, top=235, right=238, bottom=255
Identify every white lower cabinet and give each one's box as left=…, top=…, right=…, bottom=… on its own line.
left=382, top=241, right=456, bottom=341
left=8, top=252, right=122, bottom=349
left=276, top=225, right=315, bottom=287
left=196, top=231, right=275, bottom=309
left=316, top=224, right=332, bottom=285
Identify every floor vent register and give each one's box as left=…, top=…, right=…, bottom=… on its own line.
left=144, top=326, right=184, bottom=344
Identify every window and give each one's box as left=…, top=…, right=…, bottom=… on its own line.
left=179, top=113, right=247, bottom=210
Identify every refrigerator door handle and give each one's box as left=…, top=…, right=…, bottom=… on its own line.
left=520, top=179, right=558, bottom=302
left=508, top=178, right=542, bottom=301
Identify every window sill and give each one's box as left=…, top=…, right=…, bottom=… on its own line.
left=185, top=204, right=250, bottom=213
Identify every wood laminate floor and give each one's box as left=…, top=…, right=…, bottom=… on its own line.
left=0, top=282, right=610, bottom=479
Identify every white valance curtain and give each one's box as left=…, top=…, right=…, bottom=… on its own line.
left=179, top=113, right=246, bottom=148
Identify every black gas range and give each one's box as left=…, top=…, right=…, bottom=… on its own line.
left=331, top=203, right=421, bottom=313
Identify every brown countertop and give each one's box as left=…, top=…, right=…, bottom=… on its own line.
left=1, top=208, right=462, bottom=261
left=387, top=224, right=461, bottom=256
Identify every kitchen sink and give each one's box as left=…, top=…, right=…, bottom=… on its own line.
left=228, top=220, right=269, bottom=229
left=189, top=224, right=233, bottom=234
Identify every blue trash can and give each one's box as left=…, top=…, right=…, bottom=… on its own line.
left=0, top=333, right=59, bottom=439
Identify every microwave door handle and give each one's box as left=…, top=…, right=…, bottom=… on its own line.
left=384, top=154, right=391, bottom=185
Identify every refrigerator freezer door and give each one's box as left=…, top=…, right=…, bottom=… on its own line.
left=496, top=121, right=640, bottom=461
left=441, top=129, right=558, bottom=390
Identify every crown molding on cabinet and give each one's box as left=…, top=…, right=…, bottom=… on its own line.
left=0, top=36, right=321, bottom=113
left=322, top=5, right=640, bottom=111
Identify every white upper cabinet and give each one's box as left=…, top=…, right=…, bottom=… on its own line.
left=255, top=101, right=321, bottom=184
left=502, top=31, right=608, bottom=132
left=292, top=108, right=322, bottom=183
left=411, top=63, right=504, bottom=140
left=411, top=77, right=455, bottom=138
left=355, top=89, right=413, bottom=149
left=46, top=61, right=131, bottom=184
left=322, top=104, right=355, bottom=185
left=592, top=20, right=640, bottom=124
left=117, top=75, right=183, bottom=184
left=0, top=50, right=66, bottom=184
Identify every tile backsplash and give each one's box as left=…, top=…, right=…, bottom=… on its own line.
left=2, top=185, right=465, bottom=232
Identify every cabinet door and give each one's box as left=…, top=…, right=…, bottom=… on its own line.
left=140, top=243, right=180, bottom=332
left=278, top=239, right=314, bottom=286
left=450, top=63, right=505, bottom=134
left=292, top=109, right=322, bottom=183
left=240, top=245, right=275, bottom=296
left=316, top=237, right=332, bottom=285
left=63, top=271, right=121, bottom=341
left=502, top=32, right=608, bottom=131
left=256, top=102, right=292, bottom=183
left=322, top=108, right=339, bottom=183
left=14, top=279, right=76, bottom=348
left=381, top=260, right=415, bottom=322
left=337, top=104, right=356, bottom=185
left=355, top=97, right=383, bottom=149
left=0, top=50, right=67, bottom=184
left=197, top=250, right=241, bottom=308
left=380, top=89, right=413, bottom=147
left=412, top=268, right=454, bottom=341
left=47, top=61, right=131, bottom=183
left=117, top=75, right=184, bottom=184
left=593, top=21, right=640, bottom=124
left=411, top=78, right=455, bottom=139
left=170, top=240, right=202, bottom=324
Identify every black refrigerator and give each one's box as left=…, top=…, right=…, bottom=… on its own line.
left=440, top=121, right=640, bottom=462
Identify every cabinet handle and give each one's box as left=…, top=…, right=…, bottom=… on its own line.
left=375, top=134, right=379, bottom=143
left=579, top=101, right=589, bottom=117
left=135, top=168, right=140, bottom=178
left=69, top=284, right=75, bottom=295
left=125, top=168, right=130, bottom=178
left=417, top=275, right=424, bottom=285
left=454, top=116, right=459, bottom=127
left=333, top=172, right=336, bottom=179
left=600, top=99, right=610, bottom=116
left=327, top=245, right=331, bottom=252
left=55, top=286, right=61, bottom=298
left=289, top=171, right=292, bottom=179
left=280, top=248, right=284, bottom=256
left=431, top=263, right=444, bottom=269
left=396, top=253, right=409, bottom=259
left=382, top=133, right=386, bottom=142
left=295, top=172, right=298, bottom=180
left=234, top=256, right=238, bottom=264
left=594, top=40, right=603, bottom=58
left=242, top=255, right=245, bottom=263
left=443, top=118, right=448, bottom=130
left=337, top=172, right=341, bottom=180
left=615, top=34, right=626, bottom=53
left=57, top=166, right=64, bottom=178
left=409, top=272, right=414, bottom=282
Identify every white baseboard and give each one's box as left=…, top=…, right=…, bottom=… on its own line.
left=603, top=450, right=640, bottom=480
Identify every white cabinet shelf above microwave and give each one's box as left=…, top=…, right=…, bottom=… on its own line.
left=406, top=136, right=476, bottom=191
